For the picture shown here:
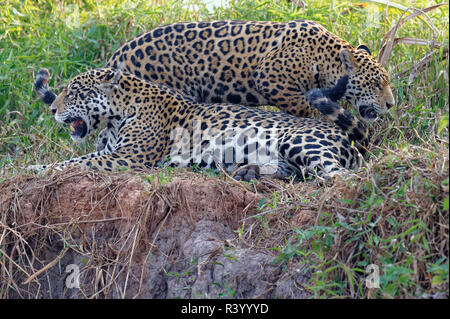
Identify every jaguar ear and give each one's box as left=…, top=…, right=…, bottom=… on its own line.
left=339, top=48, right=356, bottom=73
left=357, top=44, right=371, bottom=55
left=97, top=68, right=122, bottom=93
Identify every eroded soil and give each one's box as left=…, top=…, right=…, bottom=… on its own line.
left=0, top=169, right=312, bottom=298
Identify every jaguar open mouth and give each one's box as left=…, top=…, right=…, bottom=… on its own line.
left=68, top=117, right=88, bottom=139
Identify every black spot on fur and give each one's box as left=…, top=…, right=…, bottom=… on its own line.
left=227, top=93, right=241, bottom=104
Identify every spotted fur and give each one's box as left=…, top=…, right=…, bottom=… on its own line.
left=31, top=67, right=369, bottom=181
left=105, top=20, right=395, bottom=121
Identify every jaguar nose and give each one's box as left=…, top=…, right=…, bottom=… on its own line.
left=50, top=107, right=57, bottom=115
left=386, top=102, right=394, bottom=109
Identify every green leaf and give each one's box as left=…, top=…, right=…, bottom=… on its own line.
left=257, top=197, right=267, bottom=210
left=443, top=196, right=449, bottom=211
left=432, top=275, right=445, bottom=286
left=340, top=198, right=354, bottom=205
left=438, top=115, right=448, bottom=134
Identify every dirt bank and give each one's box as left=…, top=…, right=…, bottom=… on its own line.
left=0, top=169, right=311, bottom=298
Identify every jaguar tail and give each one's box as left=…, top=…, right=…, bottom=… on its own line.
left=34, top=68, right=56, bottom=106
left=306, top=75, right=369, bottom=154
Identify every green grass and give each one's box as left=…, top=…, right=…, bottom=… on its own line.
left=0, top=0, right=448, bottom=298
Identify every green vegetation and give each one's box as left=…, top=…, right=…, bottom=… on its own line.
left=0, top=0, right=448, bottom=298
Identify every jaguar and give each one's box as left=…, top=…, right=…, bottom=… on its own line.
left=105, top=20, right=395, bottom=121
left=31, top=66, right=369, bottom=181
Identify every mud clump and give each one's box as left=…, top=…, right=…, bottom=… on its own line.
left=0, top=169, right=310, bottom=298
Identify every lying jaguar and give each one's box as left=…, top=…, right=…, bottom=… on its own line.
left=104, top=20, right=395, bottom=120
left=31, top=66, right=369, bottom=181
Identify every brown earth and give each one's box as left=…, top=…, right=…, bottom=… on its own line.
left=0, top=168, right=312, bottom=298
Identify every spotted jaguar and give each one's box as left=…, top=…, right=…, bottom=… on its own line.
left=105, top=20, right=395, bottom=121
left=31, top=66, right=369, bottom=181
